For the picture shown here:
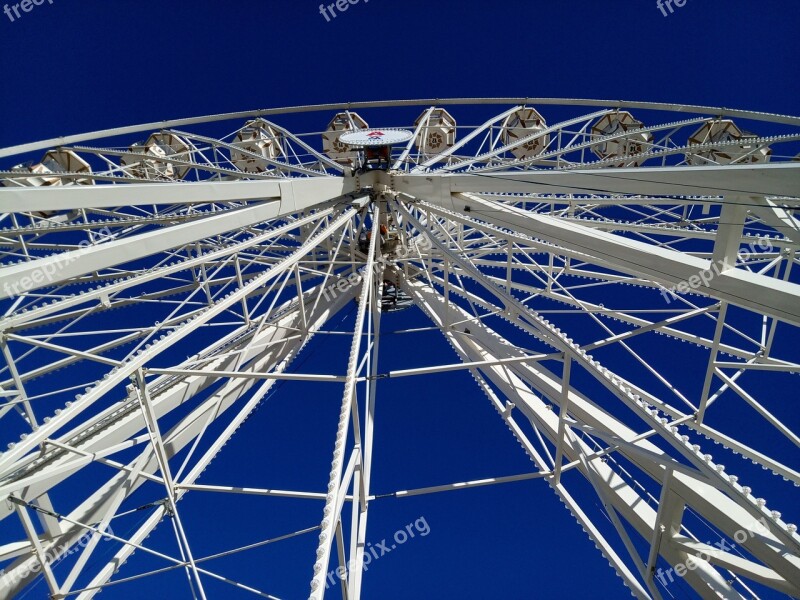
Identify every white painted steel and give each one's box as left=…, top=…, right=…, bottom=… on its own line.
left=0, top=99, right=797, bottom=600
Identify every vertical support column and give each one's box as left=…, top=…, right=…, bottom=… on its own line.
left=310, top=206, right=379, bottom=600
left=0, top=338, right=38, bottom=429
left=553, top=355, right=572, bottom=484
left=14, top=502, right=60, bottom=597
left=505, top=236, right=513, bottom=291
left=234, top=256, right=251, bottom=326
left=295, top=263, right=308, bottom=332
left=134, top=370, right=208, bottom=600
left=711, top=201, right=747, bottom=271
left=348, top=268, right=382, bottom=600
left=696, top=302, right=727, bottom=424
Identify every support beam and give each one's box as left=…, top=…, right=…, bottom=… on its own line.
left=0, top=192, right=353, bottom=299
left=0, top=207, right=360, bottom=478
left=310, top=208, right=379, bottom=599
left=0, top=176, right=351, bottom=212
left=402, top=275, right=800, bottom=598
left=0, top=279, right=355, bottom=597
left=418, top=194, right=800, bottom=325
left=395, top=163, right=800, bottom=199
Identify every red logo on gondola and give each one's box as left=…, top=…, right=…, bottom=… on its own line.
left=367, top=131, right=385, bottom=138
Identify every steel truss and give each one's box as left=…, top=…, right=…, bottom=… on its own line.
left=0, top=99, right=798, bottom=599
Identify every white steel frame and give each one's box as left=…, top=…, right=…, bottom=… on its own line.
left=0, top=98, right=798, bottom=600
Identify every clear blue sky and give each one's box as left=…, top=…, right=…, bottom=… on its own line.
left=1, top=2, right=798, bottom=599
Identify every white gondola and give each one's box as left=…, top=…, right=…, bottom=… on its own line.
left=414, top=107, right=456, bottom=160
left=121, top=132, right=193, bottom=179
left=230, top=119, right=284, bottom=173
left=686, top=119, right=771, bottom=165
left=3, top=149, right=92, bottom=187
left=591, top=111, right=652, bottom=167
left=321, top=112, right=368, bottom=164
left=501, top=107, right=549, bottom=159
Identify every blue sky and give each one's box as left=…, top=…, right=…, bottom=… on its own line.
left=1, top=0, right=799, bottom=149
left=1, top=1, right=799, bottom=599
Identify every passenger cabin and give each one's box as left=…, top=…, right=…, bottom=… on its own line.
left=686, top=119, right=770, bottom=165
left=121, top=132, right=192, bottom=180
left=230, top=119, right=284, bottom=173
left=413, top=108, right=456, bottom=161
left=3, top=149, right=92, bottom=188
left=591, top=111, right=653, bottom=167
left=501, top=107, right=549, bottom=160
left=321, top=112, right=369, bottom=165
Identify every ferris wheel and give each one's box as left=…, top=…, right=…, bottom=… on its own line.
left=0, top=98, right=798, bottom=599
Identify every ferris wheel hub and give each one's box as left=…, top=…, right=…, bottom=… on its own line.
left=338, top=129, right=414, bottom=173
left=339, top=128, right=413, bottom=147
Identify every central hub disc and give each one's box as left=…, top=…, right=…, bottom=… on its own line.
left=339, top=128, right=413, bottom=147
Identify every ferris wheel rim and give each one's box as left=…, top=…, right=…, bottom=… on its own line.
left=2, top=96, right=800, bottom=161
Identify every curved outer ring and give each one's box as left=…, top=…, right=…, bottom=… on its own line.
left=2, top=97, right=799, bottom=160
